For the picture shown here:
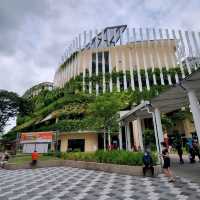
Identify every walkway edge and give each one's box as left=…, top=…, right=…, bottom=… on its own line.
left=4, top=160, right=161, bottom=176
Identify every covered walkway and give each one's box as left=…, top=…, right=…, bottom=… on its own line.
left=119, top=69, right=200, bottom=154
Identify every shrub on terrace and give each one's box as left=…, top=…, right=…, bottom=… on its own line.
left=60, top=150, right=158, bottom=166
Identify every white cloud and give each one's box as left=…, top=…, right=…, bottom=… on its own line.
left=1, top=0, right=200, bottom=132
left=0, top=0, right=200, bottom=96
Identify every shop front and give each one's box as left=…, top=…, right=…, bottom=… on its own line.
left=20, top=132, right=54, bottom=153
left=60, top=132, right=98, bottom=152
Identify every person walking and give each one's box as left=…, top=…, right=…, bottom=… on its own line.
left=193, top=141, right=200, bottom=162
left=189, top=142, right=196, bottom=163
left=176, top=142, right=184, bottom=164
left=31, top=150, right=39, bottom=166
left=161, top=142, right=175, bottom=182
left=0, top=151, right=10, bottom=168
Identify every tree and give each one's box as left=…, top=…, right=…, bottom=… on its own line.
left=0, top=90, right=33, bottom=133
left=88, top=93, right=122, bottom=150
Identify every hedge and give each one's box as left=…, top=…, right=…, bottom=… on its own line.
left=57, top=150, right=158, bottom=166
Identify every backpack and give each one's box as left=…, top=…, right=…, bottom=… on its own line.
left=143, top=154, right=151, bottom=166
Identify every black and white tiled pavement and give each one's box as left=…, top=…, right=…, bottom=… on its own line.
left=0, top=167, right=200, bottom=200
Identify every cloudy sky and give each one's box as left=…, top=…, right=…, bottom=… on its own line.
left=1, top=0, right=200, bottom=97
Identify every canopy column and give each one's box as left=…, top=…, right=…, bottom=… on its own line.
left=132, top=118, right=144, bottom=151
left=187, top=90, right=200, bottom=145
left=154, top=108, right=164, bottom=143
left=108, top=130, right=111, bottom=148
left=125, top=122, right=131, bottom=151
left=137, top=118, right=144, bottom=151
left=118, top=123, right=123, bottom=150
left=132, top=120, right=139, bottom=150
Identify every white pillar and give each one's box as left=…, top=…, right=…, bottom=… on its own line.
left=96, top=51, right=99, bottom=95
left=154, top=108, right=164, bottom=143
left=188, top=90, right=200, bottom=145
left=108, top=29, right=113, bottom=92
left=101, top=30, right=106, bottom=93
left=78, top=34, right=82, bottom=75
left=165, top=29, right=179, bottom=83
left=178, top=30, right=192, bottom=74
left=137, top=118, right=144, bottom=151
left=159, top=28, right=172, bottom=85
left=89, top=51, right=92, bottom=94
left=119, top=124, right=123, bottom=150
left=125, top=122, right=131, bottom=151
left=82, top=31, right=87, bottom=92
left=122, top=51, right=127, bottom=90
left=172, top=30, right=185, bottom=79
left=133, top=28, right=143, bottom=91
left=108, top=130, right=111, bottom=147
left=191, top=31, right=200, bottom=67
left=114, top=30, right=120, bottom=92
left=109, top=50, right=113, bottom=92
left=128, top=48, right=135, bottom=90
left=152, top=111, right=162, bottom=160
left=140, top=28, right=150, bottom=90
left=103, top=131, right=106, bottom=151
left=102, top=51, right=106, bottom=93
left=82, top=57, right=86, bottom=92
left=146, top=28, right=157, bottom=86
left=185, top=31, right=197, bottom=70
left=153, top=28, right=165, bottom=86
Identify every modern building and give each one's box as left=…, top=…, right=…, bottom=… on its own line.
left=53, top=25, right=200, bottom=152
left=54, top=25, right=200, bottom=93
left=23, top=82, right=54, bottom=98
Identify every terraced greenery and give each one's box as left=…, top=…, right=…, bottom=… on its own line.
left=5, top=67, right=187, bottom=140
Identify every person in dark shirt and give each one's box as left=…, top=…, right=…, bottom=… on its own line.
left=189, top=143, right=196, bottom=163
left=143, top=151, right=154, bottom=177
left=193, top=141, right=200, bottom=162
left=161, top=142, right=175, bottom=182
left=176, top=142, right=184, bottom=164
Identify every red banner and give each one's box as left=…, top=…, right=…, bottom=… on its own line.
left=20, top=132, right=53, bottom=143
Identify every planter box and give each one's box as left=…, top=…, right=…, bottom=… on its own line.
left=63, top=160, right=161, bottom=176
left=4, top=159, right=161, bottom=176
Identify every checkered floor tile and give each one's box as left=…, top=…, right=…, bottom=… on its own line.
left=0, top=167, right=200, bottom=200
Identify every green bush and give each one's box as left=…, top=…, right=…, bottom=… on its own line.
left=59, top=150, right=158, bottom=166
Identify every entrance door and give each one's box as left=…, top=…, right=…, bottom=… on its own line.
left=68, top=139, right=85, bottom=152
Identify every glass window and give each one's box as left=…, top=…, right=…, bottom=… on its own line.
left=68, top=139, right=85, bottom=152
left=92, top=53, right=96, bottom=74
left=98, top=52, right=102, bottom=73
left=104, top=51, right=109, bottom=73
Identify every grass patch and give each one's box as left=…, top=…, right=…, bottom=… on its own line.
left=8, top=154, right=59, bottom=166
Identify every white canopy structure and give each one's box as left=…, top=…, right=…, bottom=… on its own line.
left=119, top=69, right=200, bottom=153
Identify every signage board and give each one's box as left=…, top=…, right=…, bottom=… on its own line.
left=20, top=132, right=53, bottom=143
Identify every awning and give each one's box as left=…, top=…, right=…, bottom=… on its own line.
left=151, top=69, right=200, bottom=113
left=119, top=68, right=200, bottom=122
left=119, top=101, right=152, bottom=123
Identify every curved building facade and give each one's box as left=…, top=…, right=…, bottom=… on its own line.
left=54, top=25, right=200, bottom=94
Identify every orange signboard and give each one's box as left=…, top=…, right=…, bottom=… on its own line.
left=20, top=132, right=53, bottom=143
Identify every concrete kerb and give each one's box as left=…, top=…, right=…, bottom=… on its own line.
left=4, top=160, right=64, bottom=170
left=3, top=159, right=161, bottom=176
left=63, top=160, right=161, bottom=176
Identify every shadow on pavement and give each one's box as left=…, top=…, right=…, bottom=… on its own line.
left=170, top=154, right=200, bottom=184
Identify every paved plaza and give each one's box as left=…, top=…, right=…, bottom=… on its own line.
left=171, top=154, right=200, bottom=184
left=0, top=167, right=200, bottom=200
